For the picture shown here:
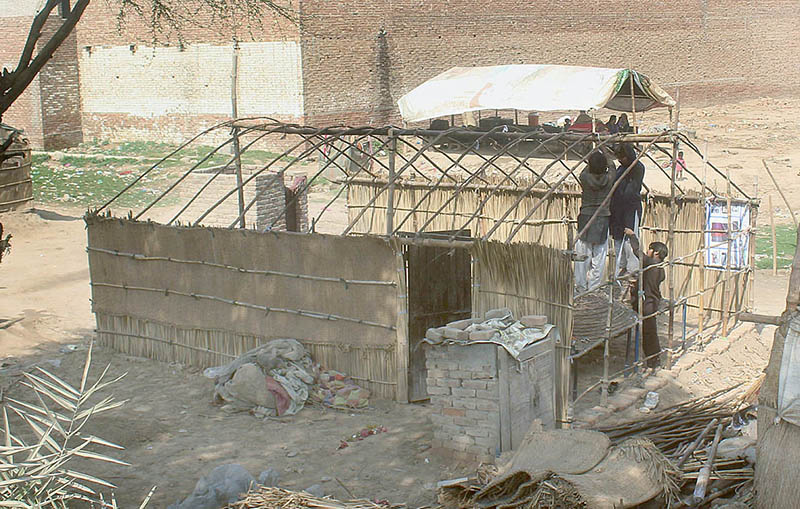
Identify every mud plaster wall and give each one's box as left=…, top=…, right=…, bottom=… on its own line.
left=86, top=217, right=401, bottom=399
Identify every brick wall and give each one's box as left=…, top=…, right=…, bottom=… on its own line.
left=426, top=343, right=501, bottom=462
left=73, top=0, right=302, bottom=145
left=5, top=1, right=800, bottom=147
left=38, top=12, right=83, bottom=149
left=425, top=336, right=555, bottom=461
left=298, top=0, right=800, bottom=126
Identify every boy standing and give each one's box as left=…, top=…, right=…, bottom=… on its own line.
left=624, top=227, right=668, bottom=369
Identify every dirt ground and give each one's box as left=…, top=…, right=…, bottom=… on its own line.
left=0, top=97, right=797, bottom=506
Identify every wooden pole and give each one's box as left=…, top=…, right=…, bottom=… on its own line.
left=667, top=135, right=678, bottom=367
left=602, top=281, right=612, bottom=405
left=750, top=178, right=758, bottom=313
left=677, top=417, right=718, bottom=468
left=629, top=69, right=638, bottom=132
left=386, top=131, right=397, bottom=235
left=693, top=422, right=723, bottom=504
left=762, top=159, right=798, bottom=228
left=393, top=241, right=409, bottom=403
left=230, top=40, right=245, bottom=229
left=722, top=169, right=733, bottom=336
left=770, top=195, right=778, bottom=276
left=699, top=153, right=707, bottom=336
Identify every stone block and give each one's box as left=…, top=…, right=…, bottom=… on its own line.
left=465, top=427, right=491, bottom=438
left=427, top=385, right=450, bottom=396
left=443, top=327, right=469, bottom=340
left=426, top=368, right=448, bottom=378
left=485, top=308, right=513, bottom=320
left=462, top=379, right=487, bottom=390
left=431, top=360, right=458, bottom=370
left=476, top=399, right=499, bottom=412
left=472, top=372, right=495, bottom=380
left=476, top=389, right=499, bottom=399
left=451, top=387, right=476, bottom=398
left=425, top=327, right=444, bottom=341
left=442, top=407, right=466, bottom=417
left=447, top=318, right=476, bottom=330
left=473, top=435, right=498, bottom=447
left=436, top=378, right=461, bottom=388
left=469, top=329, right=498, bottom=341
left=466, top=409, right=495, bottom=422
left=451, top=397, right=478, bottom=410
left=449, top=370, right=473, bottom=380
left=520, top=315, right=548, bottom=327
left=453, top=416, right=478, bottom=427
left=429, top=396, right=452, bottom=407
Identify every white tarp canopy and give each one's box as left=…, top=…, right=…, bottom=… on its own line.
left=397, top=64, right=676, bottom=123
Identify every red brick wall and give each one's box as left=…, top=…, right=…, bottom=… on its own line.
left=1, top=11, right=82, bottom=149
left=298, top=0, right=800, bottom=126
left=38, top=13, right=83, bottom=150
left=0, top=15, right=44, bottom=147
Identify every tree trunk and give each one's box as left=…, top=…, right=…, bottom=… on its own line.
left=756, top=225, right=800, bottom=508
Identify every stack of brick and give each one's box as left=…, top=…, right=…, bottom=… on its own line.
left=426, top=342, right=500, bottom=462
left=425, top=309, right=555, bottom=462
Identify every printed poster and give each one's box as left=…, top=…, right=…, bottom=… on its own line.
left=705, top=200, right=750, bottom=270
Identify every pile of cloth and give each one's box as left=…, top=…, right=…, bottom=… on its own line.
left=204, top=339, right=370, bottom=416
left=313, top=370, right=370, bottom=409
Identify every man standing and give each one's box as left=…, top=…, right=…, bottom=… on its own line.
left=625, top=228, right=668, bottom=370
left=610, top=144, right=645, bottom=278
left=575, top=151, right=614, bottom=293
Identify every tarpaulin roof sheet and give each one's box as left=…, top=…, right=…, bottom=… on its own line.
left=397, top=65, right=676, bottom=123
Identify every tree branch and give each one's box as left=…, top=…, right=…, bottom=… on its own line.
left=0, top=0, right=90, bottom=118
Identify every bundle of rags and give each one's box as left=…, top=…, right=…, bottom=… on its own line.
left=313, top=370, right=370, bottom=409
left=205, top=339, right=316, bottom=416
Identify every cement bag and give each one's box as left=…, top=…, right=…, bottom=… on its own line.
left=778, top=314, right=800, bottom=426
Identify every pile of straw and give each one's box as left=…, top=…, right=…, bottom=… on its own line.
left=226, top=487, right=405, bottom=509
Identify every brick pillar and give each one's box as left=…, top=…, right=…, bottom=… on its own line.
left=425, top=343, right=500, bottom=462
left=256, top=173, right=288, bottom=231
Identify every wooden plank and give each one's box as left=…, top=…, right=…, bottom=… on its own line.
left=497, top=346, right=512, bottom=452
left=394, top=244, right=409, bottom=403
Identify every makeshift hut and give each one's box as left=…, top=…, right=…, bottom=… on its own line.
left=86, top=66, right=757, bottom=436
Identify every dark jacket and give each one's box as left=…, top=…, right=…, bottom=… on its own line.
left=579, top=167, right=613, bottom=217
left=610, top=161, right=644, bottom=241
left=628, top=233, right=664, bottom=316
left=578, top=167, right=613, bottom=243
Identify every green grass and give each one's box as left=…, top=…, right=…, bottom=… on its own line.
left=31, top=159, right=175, bottom=209
left=756, top=224, right=797, bottom=269
left=31, top=139, right=304, bottom=209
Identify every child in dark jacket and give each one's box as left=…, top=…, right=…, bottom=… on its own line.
left=625, top=227, right=668, bottom=369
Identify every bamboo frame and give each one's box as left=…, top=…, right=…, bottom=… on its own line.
left=93, top=121, right=758, bottom=413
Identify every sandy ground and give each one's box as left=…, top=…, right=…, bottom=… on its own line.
left=0, top=97, right=798, bottom=506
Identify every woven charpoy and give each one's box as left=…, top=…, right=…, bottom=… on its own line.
left=571, top=286, right=637, bottom=352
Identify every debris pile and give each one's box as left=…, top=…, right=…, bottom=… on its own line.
left=204, top=339, right=369, bottom=416
left=423, top=308, right=553, bottom=358
left=226, top=486, right=405, bottom=508
left=437, top=383, right=759, bottom=508
left=438, top=429, right=679, bottom=508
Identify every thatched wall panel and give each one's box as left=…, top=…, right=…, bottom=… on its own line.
left=472, top=241, right=573, bottom=342
left=87, top=216, right=400, bottom=399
